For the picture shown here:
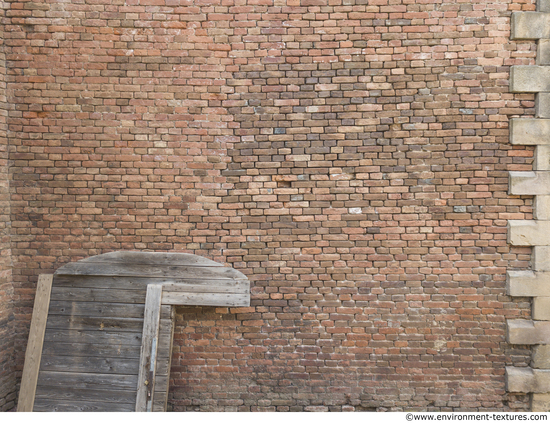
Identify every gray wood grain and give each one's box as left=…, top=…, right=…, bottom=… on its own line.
left=35, top=386, right=137, bottom=404
left=77, top=251, right=225, bottom=267
left=55, top=262, right=246, bottom=280
left=39, top=354, right=140, bottom=374
left=33, top=399, right=135, bottom=412
left=36, top=371, right=138, bottom=391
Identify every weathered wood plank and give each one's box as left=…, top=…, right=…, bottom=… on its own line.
left=162, top=292, right=250, bottom=307
left=154, top=307, right=175, bottom=411
left=50, top=286, right=146, bottom=304
left=36, top=371, right=138, bottom=391
left=47, top=300, right=171, bottom=319
left=78, top=251, right=225, bottom=267
left=45, top=315, right=144, bottom=332
left=153, top=375, right=169, bottom=412
left=43, top=329, right=142, bottom=346
left=35, top=386, right=137, bottom=404
left=41, top=341, right=141, bottom=359
left=162, top=280, right=250, bottom=294
left=39, top=354, right=140, bottom=374
left=42, top=320, right=172, bottom=346
left=33, top=399, right=135, bottom=412
left=136, top=284, right=163, bottom=412
left=53, top=275, right=249, bottom=292
left=18, top=274, right=54, bottom=412
left=48, top=301, right=144, bottom=318
left=55, top=262, right=246, bottom=280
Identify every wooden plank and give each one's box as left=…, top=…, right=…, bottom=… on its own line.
left=35, top=386, right=137, bottom=404
left=53, top=275, right=249, bottom=292
left=39, top=354, right=140, bottom=374
left=48, top=300, right=145, bottom=318
left=42, top=328, right=142, bottom=346
left=153, top=375, right=170, bottom=412
left=136, top=284, right=163, bottom=412
left=55, top=261, right=246, bottom=280
left=36, top=371, right=138, bottom=391
left=162, top=291, right=250, bottom=307
left=50, top=286, right=147, bottom=304
left=33, top=398, right=135, bottom=412
left=162, top=280, right=250, bottom=294
left=41, top=341, right=141, bottom=359
left=154, top=306, right=175, bottom=412
left=18, top=274, right=54, bottom=412
left=48, top=300, right=172, bottom=319
left=42, top=320, right=171, bottom=346
left=78, top=251, right=225, bottom=267
left=45, top=315, right=145, bottom=332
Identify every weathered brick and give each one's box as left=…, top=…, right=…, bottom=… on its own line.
left=0, top=0, right=537, bottom=413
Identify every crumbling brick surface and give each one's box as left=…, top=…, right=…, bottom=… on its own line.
left=0, top=0, right=540, bottom=412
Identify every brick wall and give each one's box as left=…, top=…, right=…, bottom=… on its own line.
left=0, top=0, right=15, bottom=411
left=2, top=0, right=540, bottom=412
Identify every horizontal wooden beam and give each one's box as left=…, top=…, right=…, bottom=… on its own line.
left=162, top=292, right=250, bottom=307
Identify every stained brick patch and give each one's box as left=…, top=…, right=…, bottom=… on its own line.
left=0, top=0, right=542, bottom=412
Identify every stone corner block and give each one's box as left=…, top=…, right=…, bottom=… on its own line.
left=511, top=12, right=550, bottom=40
left=511, top=66, right=550, bottom=93
left=507, top=319, right=550, bottom=345
left=506, top=270, right=550, bottom=297
left=508, top=220, right=550, bottom=246
left=506, top=367, right=534, bottom=393
left=537, top=94, right=550, bottom=119
left=533, top=345, right=550, bottom=369
left=509, top=171, right=549, bottom=196
left=532, top=393, right=550, bottom=412
left=534, top=297, right=550, bottom=320
left=510, top=118, right=550, bottom=145
left=506, top=366, right=550, bottom=393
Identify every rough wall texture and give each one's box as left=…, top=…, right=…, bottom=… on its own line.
left=1, top=0, right=541, bottom=412
left=0, top=0, right=15, bottom=412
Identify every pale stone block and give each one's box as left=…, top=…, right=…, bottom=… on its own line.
left=507, top=319, right=550, bottom=344
left=534, top=246, right=550, bottom=271
left=506, top=366, right=550, bottom=393
left=539, top=40, right=550, bottom=66
left=509, top=171, right=550, bottom=195
left=508, top=220, right=550, bottom=246
left=510, top=66, right=550, bottom=93
left=532, top=394, right=550, bottom=412
left=536, top=146, right=550, bottom=170
left=540, top=0, right=550, bottom=13
left=534, top=297, right=550, bottom=320
left=510, top=118, right=550, bottom=145
left=533, top=345, right=550, bottom=369
left=536, top=93, right=550, bottom=118
left=535, top=196, right=550, bottom=220
left=507, top=270, right=550, bottom=297
left=511, top=12, right=550, bottom=40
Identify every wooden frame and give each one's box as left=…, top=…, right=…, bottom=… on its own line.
left=18, top=252, right=250, bottom=412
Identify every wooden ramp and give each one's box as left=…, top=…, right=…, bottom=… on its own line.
left=18, top=252, right=250, bottom=412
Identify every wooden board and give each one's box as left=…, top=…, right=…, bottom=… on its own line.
left=136, top=284, right=163, bottom=412
left=18, top=274, right=54, bottom=412
left=19, top=251, right=250, bottom=412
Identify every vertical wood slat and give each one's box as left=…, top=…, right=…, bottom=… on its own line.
left=154, top=306, right=176, bottom=412
left=135, top=284, right=163, bottom=412
left=18, top=274, right=54, bottom=412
